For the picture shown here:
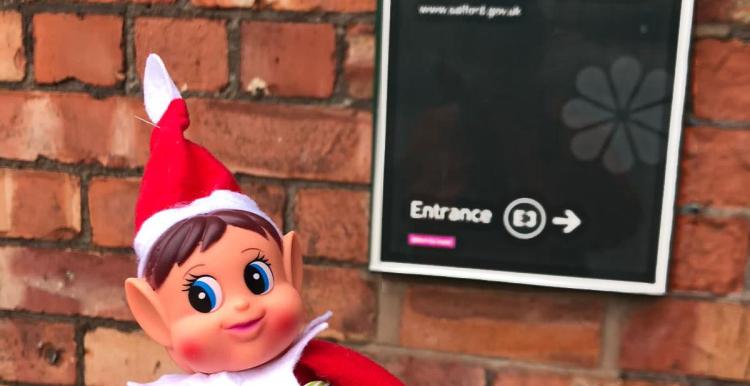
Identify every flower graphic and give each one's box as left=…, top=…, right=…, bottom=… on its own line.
left=561, top=56, right=669, bottom=173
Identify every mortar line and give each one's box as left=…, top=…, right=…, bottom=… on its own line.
left=223, top=15, right=242, bottom=99
left=124, top=3, right=138, bottom=95
left=0, top=309, right=140, bottom=332
left=74, top=320, right=87, bottom=386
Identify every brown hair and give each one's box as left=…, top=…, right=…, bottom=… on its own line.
left=144, top=209, right=282, bottom=289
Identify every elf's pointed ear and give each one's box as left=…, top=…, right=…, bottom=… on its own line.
left=124, top=278, right=171, bottom=347
left=282, top=231, right=303, bottom=291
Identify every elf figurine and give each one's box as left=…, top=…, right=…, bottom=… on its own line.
left=124, top=54, right=404, bottom=386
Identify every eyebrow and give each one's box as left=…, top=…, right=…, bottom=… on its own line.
left=183, top=263, right=207, bottom=278
left=241, top=247, right=263, bottom=254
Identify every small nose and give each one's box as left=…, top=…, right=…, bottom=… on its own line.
left=233, top=298, right=250, bottom=311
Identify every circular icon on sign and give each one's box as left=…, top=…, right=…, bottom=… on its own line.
left=503, top=198, right=547, bottom=240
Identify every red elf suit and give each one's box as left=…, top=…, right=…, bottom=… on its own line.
left=128, top=54, right=404, bottom=386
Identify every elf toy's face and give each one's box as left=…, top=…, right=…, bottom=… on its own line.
left=125, top=226, right=305, bottom=374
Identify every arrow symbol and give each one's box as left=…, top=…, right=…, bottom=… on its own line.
left=552, top=210, right=581, bottom=234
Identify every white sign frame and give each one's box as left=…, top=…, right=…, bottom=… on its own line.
left=369, top=0, right=695, bottom=295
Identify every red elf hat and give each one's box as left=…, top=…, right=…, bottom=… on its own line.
left=133, top=54, right=278, bottom=278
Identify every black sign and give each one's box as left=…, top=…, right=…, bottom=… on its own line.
left=370, top=0, right=694, bottom=294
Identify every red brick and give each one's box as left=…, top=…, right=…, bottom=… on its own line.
left=135, top=18, right=228, bottom=92
left=185, top=98, right=372, bottom=183
left=241, top=22, right=335, bottom=98
left=0, top=11, right=25, bottom=81
left=0, top=92, right=150, bottom=167
left=400, top=285, right=603, bottom=366
left=501, top=373, right=577, bottom=386
left=380, top=356, right=485, bottom=386
left=494, top=372, right=587, bottom=386
left=0, top=169, right=80, bottom=240
left=620, top=299, right=750, bottom=381
left=692, top=39, right=750, bottom=121
left=492, top=372, right=684, bottom=386
left=34, top=13, right=123, bottom=86
left=623, top=382, right=685, bottom=386
left=83, top=0, right=174, bottom=3
left=0, top=318, right=76, bottom=384
left=89, top=177, right=140, bottom=247
left=0, top=247, right=134, bottom=320
left=695, top=0, right=736, bottom=23
left=239, top=181, right=286, bottom=229
left=265, top=0, right=375, bottom=12
left=85, top=328, right=180, bottom=386
left=670, top=215, right=750, bottom=294
left=678, top=127, right=750, bottom=207
left=89, top=179, right=285, bottom=248
left=294, top=188, right=369, bottom=263
left=0, top=92, right=371, bottom=182
left=192, top=0, right=255, bottom=6
left=345, top=24, right=375, bottom=99
left=302, top=265, right=375, bottom=341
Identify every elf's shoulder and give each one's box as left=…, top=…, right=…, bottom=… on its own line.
left=294, top=339, right=404, bottom=386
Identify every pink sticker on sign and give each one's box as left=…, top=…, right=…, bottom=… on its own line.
left=407, top=233, right=456, bottom=249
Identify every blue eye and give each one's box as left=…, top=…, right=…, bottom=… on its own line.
left=244, top=259, right=274, bottom=295
left=186, top=276, right=222, bottom=313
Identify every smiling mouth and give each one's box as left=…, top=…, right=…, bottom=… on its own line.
left=226, top=315, right=265, bottom=332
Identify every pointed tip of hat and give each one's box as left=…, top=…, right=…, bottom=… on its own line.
left=144, top=53, right=182, bottom=124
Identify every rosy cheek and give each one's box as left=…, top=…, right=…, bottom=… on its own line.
left=274, top=308, right=301, bottom=335
left=178, top=341, right=203, bottom=362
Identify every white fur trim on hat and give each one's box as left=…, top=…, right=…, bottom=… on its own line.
left=133, top=190, right=279, bottom=278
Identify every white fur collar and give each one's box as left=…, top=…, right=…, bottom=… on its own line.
left=127, top=312, right=332, bottom=386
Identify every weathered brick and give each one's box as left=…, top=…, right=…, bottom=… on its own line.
left=265, top=0, right=375, bottom=12
left=302, top=265, right=375, bottom=341
left=692, top=39, right=750, bottom=121
left=696, top=0, right=750, bottom=23
left=492, top=372, right=684, bottom=386
left=135, top=18, right=228, bottom=92
left=345, top=24, right=375, bottom=99
left=670, top=215, right=750, bottom=294
left=0, top=92, right=371, bottom=182
left=0, top=91, right=150, bottom=166
left=239, top=181, right=286, bottom=229
left=89, top=177, right=140, bottom=247
left=185, top=98, right=372, bottom=183
left=85, top=328, right=181, bottom=386
left=678, top=127, right=750, bottom=207
left=0, top=169, right=80, bottom=240
left=735, top=1, right=750, bottom=22
left=0, top=11, right=24, bottom=81
left=693, top=24, right=732, bottom=39
left=0, top=318, right=76, bottom=384
left=294, top=188, right=369, bottom=263
left=192, top=0, right=255, bottom=6
left=620, top=299, right=750, bottom=381
left=380, top=356, right=485, bottom=386
left=241, top=22, right=336, bottom=98
left=0, top=247, right=134, bottom=320
left=34, top=13, right=123, bottom=86
left=400, top=285, right=603, bottom=366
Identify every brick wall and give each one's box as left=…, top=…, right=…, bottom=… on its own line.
left=0, top=0, right=749, bottom=385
